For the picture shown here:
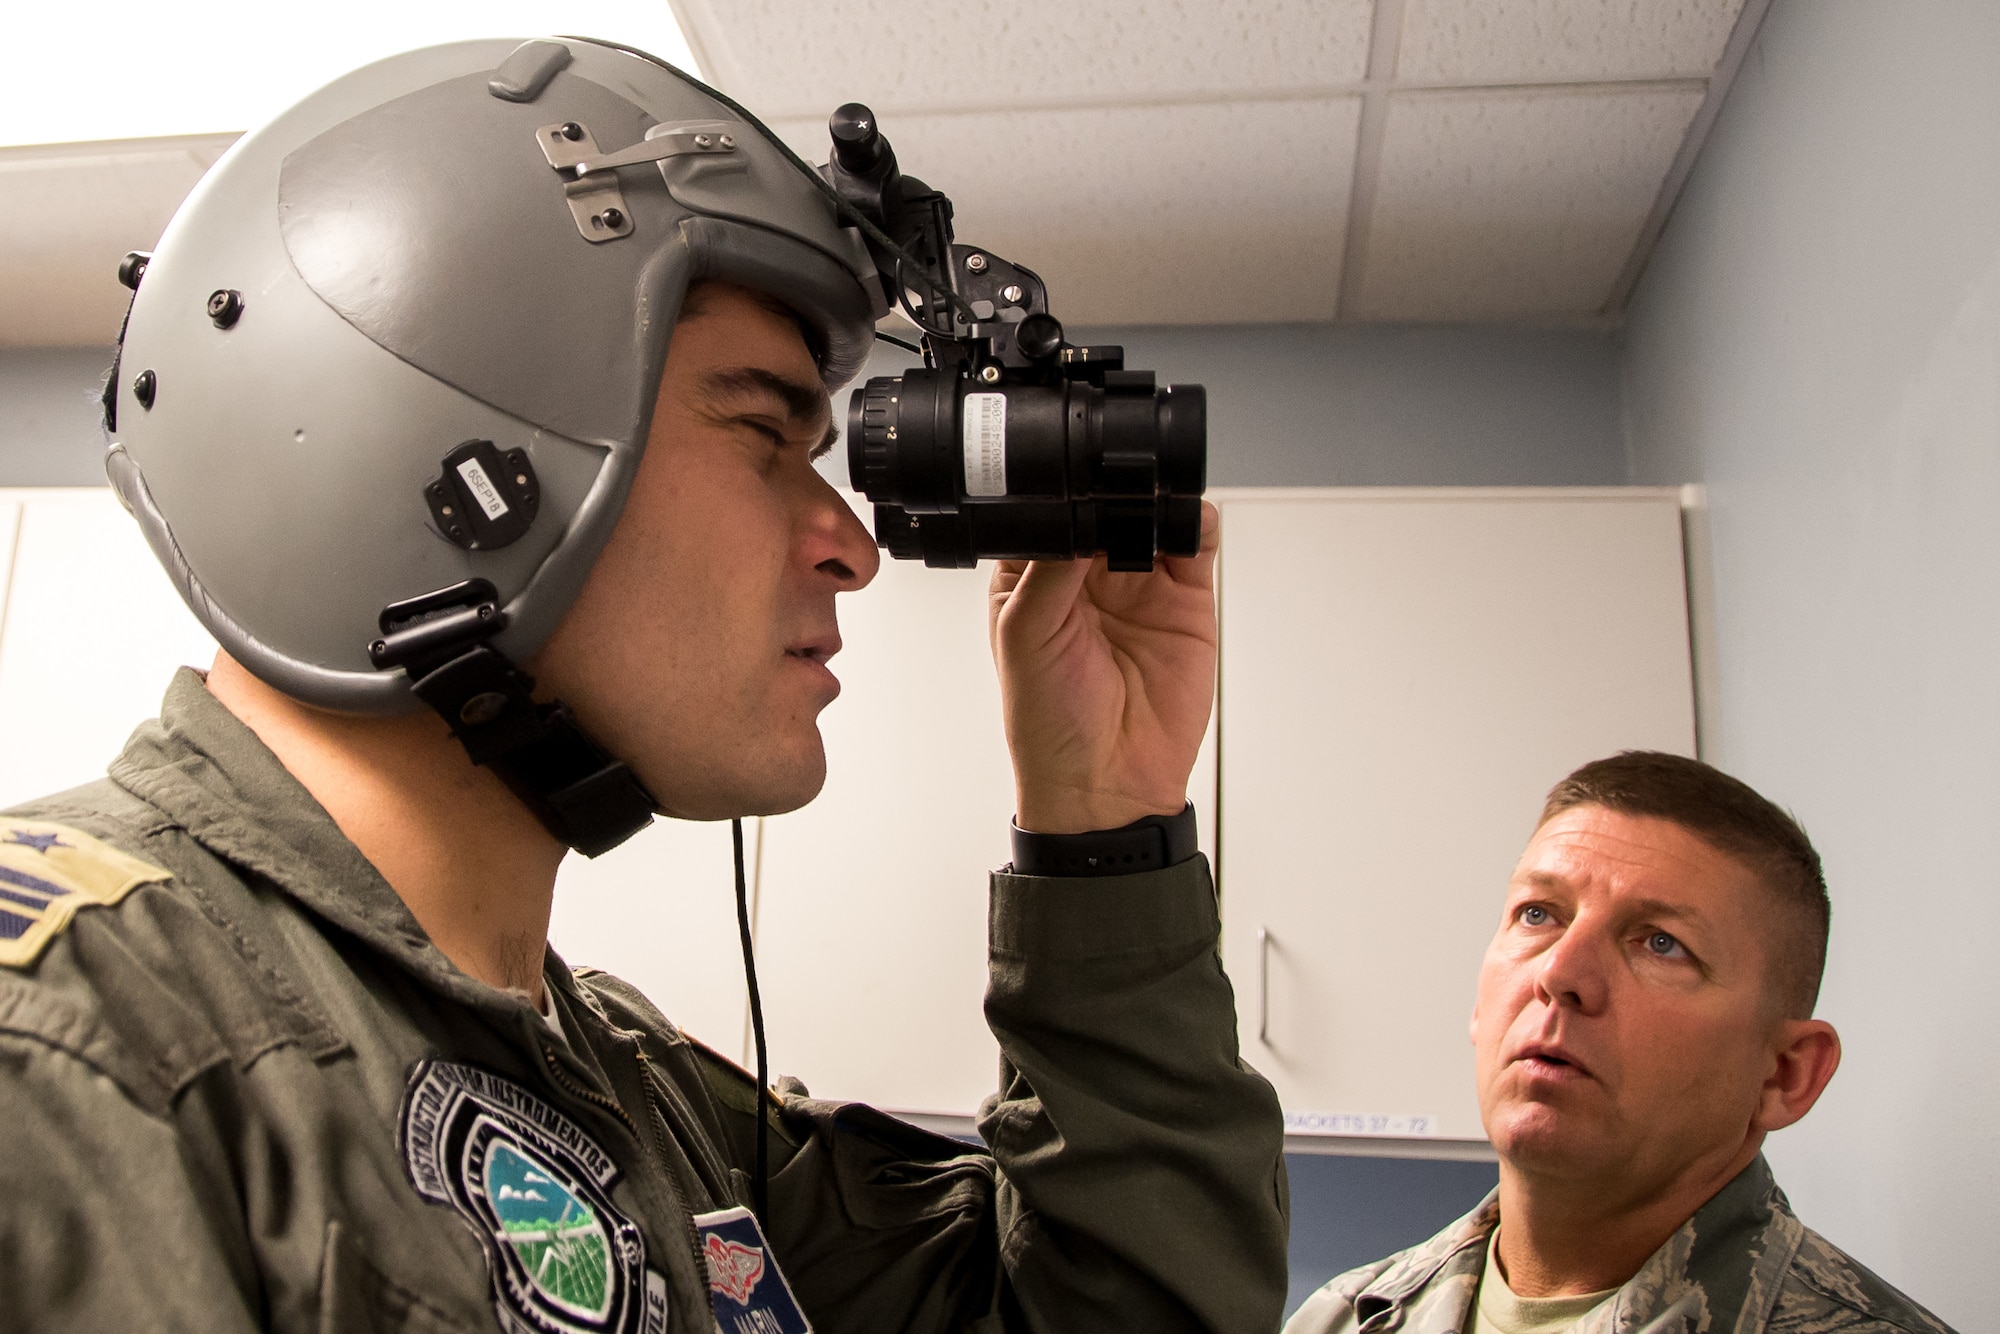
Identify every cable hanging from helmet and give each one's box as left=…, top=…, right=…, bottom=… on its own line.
left=731, top=817, right=772, bottom=1225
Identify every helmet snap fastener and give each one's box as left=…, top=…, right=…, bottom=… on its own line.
left=207, top=289, right=245, bottom=329
left=459, top=691, right=510, bottom=725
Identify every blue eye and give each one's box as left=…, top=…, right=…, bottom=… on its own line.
left=1520, top=905, right=1550, bottom=927
left=1645, top=931, right=1685, bottom=958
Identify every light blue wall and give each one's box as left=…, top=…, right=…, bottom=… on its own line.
left=1068, top=324, right=1625, bottom=487
left=1621, top=3, right=1999, bottom=1325
left=830, top=323, right=1627, bottom=488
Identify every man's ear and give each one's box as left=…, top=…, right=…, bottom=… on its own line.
left=1752, top=1019, right=1841, bottom=1134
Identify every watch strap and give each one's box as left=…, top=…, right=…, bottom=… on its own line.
left=1009, top=803, right=1198, bottom=877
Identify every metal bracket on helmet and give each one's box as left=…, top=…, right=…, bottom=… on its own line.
left=536, top=119, right=741, bottom=243
left=369, top=579, right=658, bottom=857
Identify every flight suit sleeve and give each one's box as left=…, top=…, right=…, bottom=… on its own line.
left=616, top=851, right=1287, bottom=1334
left=0, top=1034, right=260, bottom=1334
left=979, top=853, right=1289, bottom=1333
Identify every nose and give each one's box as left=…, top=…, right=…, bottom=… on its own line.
left=1532, top=915, right=1609, bottom=1016
left=800, top=468, right=880, bottom=590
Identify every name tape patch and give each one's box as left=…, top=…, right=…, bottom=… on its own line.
left=694, top=1207, right=812, bottom=1334
left=0, top=821, right=171, bottom=969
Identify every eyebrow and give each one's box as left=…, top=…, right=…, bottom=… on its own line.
left=699, top=366, right=829, bottom=428
left=1624, top=897, right=1708, bottom=926
left=1512, top=876, right=1709, bottom=926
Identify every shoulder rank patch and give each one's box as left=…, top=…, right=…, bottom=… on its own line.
left=0, top=820, right=171, bottom=968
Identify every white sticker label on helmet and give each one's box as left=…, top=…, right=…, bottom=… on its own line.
left=963, top=393, right=1007, bottom=497
left=456, top=457, right=511, bottom=521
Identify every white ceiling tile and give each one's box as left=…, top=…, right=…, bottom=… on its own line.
left=1398, top=0, right=1744, bottom=83
left=1356, top=86, right=1702, bottom=321
left=677, top=0, right=1374, bottom=119
left=772, top=96, right=1360, bottom=325
left=0, top=137, right=232, bottom=348
left=1, top=3, right=701, bottom=147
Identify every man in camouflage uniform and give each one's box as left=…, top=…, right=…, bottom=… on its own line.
left=0, top=37, right=1285, bottom=1334
left=1287, top=753, right=1952, bottom=1334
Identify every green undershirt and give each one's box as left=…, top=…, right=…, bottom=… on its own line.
left=1470, top=1231, right=1617, bottom=1334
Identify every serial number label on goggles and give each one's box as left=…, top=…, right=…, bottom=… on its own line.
left=962, top=392, right=1007, bottom=498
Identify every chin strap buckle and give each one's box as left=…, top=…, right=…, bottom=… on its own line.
left=371, top=580, right=656, bottom=857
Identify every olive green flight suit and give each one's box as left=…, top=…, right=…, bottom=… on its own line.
left=0, top=671, right=1287, bottom=1333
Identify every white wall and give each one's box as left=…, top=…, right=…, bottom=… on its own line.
left=1622, top=3, right=2000, bottom=1324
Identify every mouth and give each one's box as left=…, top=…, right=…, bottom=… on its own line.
left=783, top=634, right=843, bottom=697
left=783, top=635, right=840, bottom=666
left=1512, top=1042, right=1594, bottom=1082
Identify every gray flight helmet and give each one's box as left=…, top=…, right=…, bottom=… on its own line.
left=108, top=37, right=884, bottom=715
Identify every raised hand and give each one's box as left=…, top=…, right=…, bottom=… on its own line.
left=988, top=502, right=1220, bottom=834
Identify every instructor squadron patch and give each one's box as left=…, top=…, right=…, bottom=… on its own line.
left=400, top=1061, right=668, bottom=1334
left=0, top=820, right=170, bottom=968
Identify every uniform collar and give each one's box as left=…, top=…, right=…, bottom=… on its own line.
left=1352, top=1189, right=1497, bottom=1330
left=1598, top=1154, right=1801, bottom=1334
left=108, top=668, right=524, bottom=1018
left=1354, top=1156, right=1801, bottom=1334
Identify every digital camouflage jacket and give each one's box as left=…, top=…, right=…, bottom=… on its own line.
left=0, top=671, right=1288, bottom=1334
left=1285, top=1154, right=1952, bottom=1334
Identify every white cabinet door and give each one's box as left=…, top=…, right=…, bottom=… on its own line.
left=549, top=817, right=754, bottom=1061
left=750, top=504, right=1218, bottom=1116
left=0, top=488, right=219, bottom=810
left=1215, top=489, right=1695, bottom=1143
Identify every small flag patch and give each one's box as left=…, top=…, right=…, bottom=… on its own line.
left=694, top=1206, right=812, bottom=1334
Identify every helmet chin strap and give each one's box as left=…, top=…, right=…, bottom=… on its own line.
left=370, top=579, right=657, bottom=858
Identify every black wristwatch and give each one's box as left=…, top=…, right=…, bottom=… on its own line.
left=1009, top=803, right=1199, bottom=877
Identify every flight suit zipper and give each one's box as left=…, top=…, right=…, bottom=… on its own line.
left=635, top=1047, right=717, bottom=1295
left=539, top=1039, right=713, bottom=1297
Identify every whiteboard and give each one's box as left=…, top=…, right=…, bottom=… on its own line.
left=1214, top=488, right=1696, bottom=1143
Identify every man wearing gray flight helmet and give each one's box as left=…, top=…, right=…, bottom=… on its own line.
left=0, top=36, right=1285, bottom=1334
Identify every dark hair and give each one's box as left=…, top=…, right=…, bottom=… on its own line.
left=678, top=280, right=827, bottom=368
left=1540, top=751, right=1829, bottom=1018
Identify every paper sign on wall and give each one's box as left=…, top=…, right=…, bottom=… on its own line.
left=1285, top=1111, right=1440, bottom=1137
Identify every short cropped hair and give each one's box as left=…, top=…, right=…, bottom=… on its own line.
left=679, top=280, right=826, bottom=369
left=1540, top=752, right=1830, bottom=1019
